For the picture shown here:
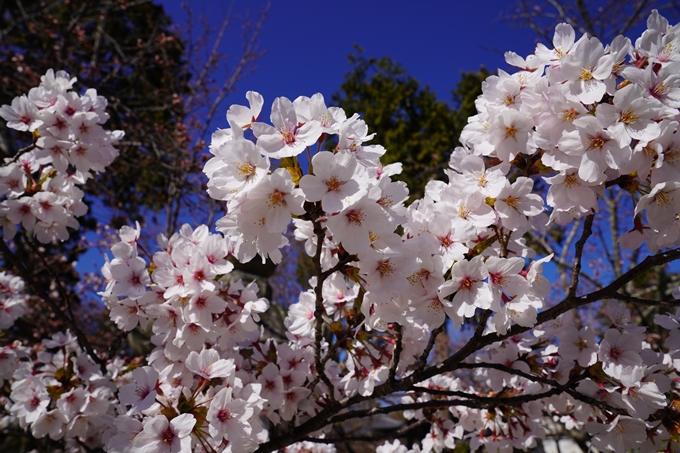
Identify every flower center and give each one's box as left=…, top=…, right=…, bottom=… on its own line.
left=587, top=136, right=606, bottom=150
left=345, top=209, right=365, bottom=225
left=376, top=260, right=395, bottom=277
left=161, top=428, right=176, bottom=444
left=460, top=276, right=475, bottom=291
left=620, top=108, right=639, bottom=124
left=504, top=195, right=520, bottom=208
left=579, top=68, right=594, bottom=81
left=280, top=130, right=296, bottom=145
left=237, top=162, right=256, bottom=177
left=268, top=190, right=286, bottom=207
left=325, top=176, right=343, bottom=192
left=561, top=108, right=578, bottom=122
left=576, top=337, right=588, bottom=350
left=654, top=190, right=672, bottom=207
left=565, top=173, right=581, bottom=188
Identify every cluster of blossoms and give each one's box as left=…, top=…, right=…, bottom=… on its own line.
left=3, top=10, right=680, bottom=453
left=0, top=272, right=29, bottom=387
left=460, top=11, right=680, bottom=251
left=0, top=271, right=27, bottom=330
left=7, top=330, right=115, bottom=447
left=98, top=223, right=274, bottom=452
left=0, top=69, right=122, bottom=242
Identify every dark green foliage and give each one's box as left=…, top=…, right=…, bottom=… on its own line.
left=332, top=47, right=489, bottom=201
left=0, top=0, right=193, bottom=221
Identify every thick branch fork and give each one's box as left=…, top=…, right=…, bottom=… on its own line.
left=253, top=245, right=680, bottom=453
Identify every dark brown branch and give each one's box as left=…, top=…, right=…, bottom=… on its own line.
left=329, top=387, right=564, bottom=425
left=388, top=323, right=403, bottom=381
left=575, top=0, right=596, bottom=36
left=529, top=232, right=601, bottom=290
left=301, top=418, right=429, bottom=444
left=6, top=143, right=37, bottom=163
left=311, top=210, right=336, bottom=402
left=457, top=362, right=625, bottom=416
left=416, top=323, right=444, bottom=370
left=568, top=214, right=594, bottom=299
left=618, top=0, right=650, bottom=35
left=546, top=0, right=588, bottom=35
left=613, top=294, right=680, bottom=308
left=410, top=385, right=561, bottom=403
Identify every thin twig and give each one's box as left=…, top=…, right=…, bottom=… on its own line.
left=618, top=0, right=650, bottom=35
left=311, top=211, right=336, bottom=403
left=388, top=323, right=402, bottom=381
left=301, top=418, right=429, bottom=444
left=574, top=0, right=596, bottom=36
left=416, top=323, right=444, bottom=370
left=568, top=214, right=594, bottom=299
left=457, top=362, right=625, bottom=415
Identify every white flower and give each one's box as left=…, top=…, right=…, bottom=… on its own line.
left=132, top=414, right=195, bottom=453
left=207, top=387, right=253, bottom=441
left=587, top=416, right=646, bottom=452
left=438, top=255, right=492, bottom=318
left=299, top=151, right=362, bottom=213
left=252, top=96, right=322, bottom=158
left=185, top=348, right=234, bottom=380
left=560, top=36, right=614, bottom=104
left=118, top=366, right=159, bottom=413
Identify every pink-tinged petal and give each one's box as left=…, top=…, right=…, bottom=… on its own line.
left=578, top=79, right=606, bottom=105
left=270, top=97, right=296, bottom=130
left=295, top=120, right=323, bottom=147
left=256, top=132, right=285, bottom=155
left=266, top=206, right=290, bottom=234
left=592, top=55, right=614, bottom=79
left=298, top=175, right=326, bottom=202
left=578, top=151, right=605, bottom=183
left=322, top=191, right=345, bottom=213
left=171, top=413, right=196, bottom=438
left=558, top=130, right=585, bottom=155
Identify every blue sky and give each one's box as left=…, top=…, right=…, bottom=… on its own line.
left=159, top=0, right=541, bottom=119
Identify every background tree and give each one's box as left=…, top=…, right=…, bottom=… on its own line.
left=332, top=48, right=489, bottom=201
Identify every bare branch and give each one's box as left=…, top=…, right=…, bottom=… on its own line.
left=612, top=293, right=680, bottom=308
left=618, top=0, right=650, bottom=35
left=574, top=0, right=596, bottom=36
left=388, top=323, right=403, bottom=381
left=529, top=232, right=601, bottom=290
left=416, top=323, right=444, bottom=370
left=184, top=1, right=235, bottom=111
left=546, top=0, right=589, bottom=35
left=568, top=214, right=594, bottom=299
left=301, top=418, right=429, bottom=444
left=457, top=362, right=625, bottom=415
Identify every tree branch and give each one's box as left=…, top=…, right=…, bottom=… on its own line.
left=568, top=214, right=594, bottom=299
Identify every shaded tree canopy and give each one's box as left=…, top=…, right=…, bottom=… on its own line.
left=332, top=48, right=489, bottom=201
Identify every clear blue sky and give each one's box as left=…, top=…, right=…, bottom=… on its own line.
left=159, top=0, right=541, bottom=116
